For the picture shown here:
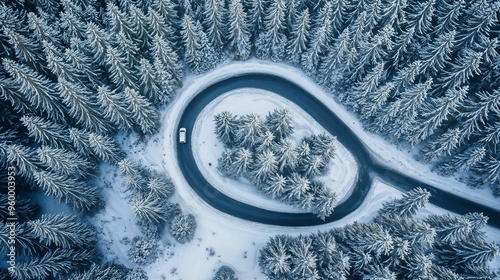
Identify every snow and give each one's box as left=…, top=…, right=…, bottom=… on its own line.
left=90, top=59, right=499, bottom=279
left=192, top=88, right=358, bottom=213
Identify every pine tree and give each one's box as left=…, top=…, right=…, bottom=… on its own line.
left=123, top=87, right=160, bottom=135
left=389, top=27, right=415, bottom=66
left=421, top=127, right=461, bottom=161
left=425, top=214, right=472, bottom=244
left=203, top=0, right=227, bottom=51
left=231, top=148, right=254, bottom=177
left=106, top=3, right=135, bottom=40
left=401, top=253, right=434, bottom=280
left=405, top=0, right=435, bottom=35
left=284, top=172, right=310, bottom=202
left=96, top=85, right=134, bottom=131
left=147, top=174, right=175, bottom=199
left=259, top=235, right=292, bottom=278
left=137, top=58, right=163, bottom=103
left=456, top=1, right=497, bottom=49
left=43, top=41, right=82, bottom=84
left=411, top=85, right=468, bottom=143
left=438, top=235, right=499, bottom=265
left=286, top=8, right=310, bottom=64
left=457, top=90, right=500, bottom=142
left=113, top=31, right=139, bottom=67
left=275, top=139, right=299, bottom=173
left=150, top=34, right=183, bottom=84
left=0, top=3, right=27, bottom=57
left=13, top=248, right=94, bottom=280
left=147, top=7, right=173, bottom=41
left=301, top=2, right=333, bottom=74
left=351, top=26, right=393, bottom=79
left=3, top=59, right=66, bottom=121
left=251, top=150, right=278, bottom=185
left=213, top=265, right=237, bottom=280
left=255, top=130, right=275, bottom=153
left=217, top=150, right=236, bottom=178
left=352, top=63, right=385, bottom=106
left=246, top=0, right=266, bottom=34
left=181, top=14, right=218, bottom=73
left=84, top=22, right=110, bottom=65
left=378, top=187, right=430, bottom=218
left=2, top=26, right=45, bottom=71
left=67, top=263, right=129, bottom=280
left=105, top=46, right=137, bottom=90
left=263, top=174, right=288, bottom=199
left=265, top=108, right=294, bottom=141
left=21, top=115, right=70, bottom=148
left=420, top=31, right=456, bottom=74
left=27, top=11, right=61, bottom=46
left=319, top=28, right=350, bottom=85
left=37, top=146, right=93, bottom=178
left=88, top=132, right=124, bottom=163
left=435, top=146, right=486, bottom=175
left=128, top=5, right=151, bottom=50
left=68, top=127, right=94, bottom=158
left=300, top=154, right=325, bottom=178
left=312, top=183, right=338, bottom=220
left=170, top=214, right=197, bottom=244
left=256, top=0, right=287, bottom=61
left=4, top=144, right=40, bottom=182
left=57, top=77, right=111, bottom=134
left=64, top=46, right=103, bottom=87
left=59, top=5, right=87, bottom=43
left=433, top=0, right=464, bottom=36
left=28, top=213, right=96, bottom=249
left=131, top=194, right=172, bottom=224
left=227, top=0, right=252, bottom=60
left=236, top=113, right=265, bottom=147
left=0, top=75, right=32, bottom=113
left=214, top=111, right=240, bottom=147
left=289, top=236, right=319, bottom=279
left=33, top=170, right=99, bottom=210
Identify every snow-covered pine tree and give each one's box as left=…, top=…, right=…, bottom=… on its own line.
left=4, top=143, right=40, bottom=182
left=227, top=0, right=252, bottom=60
left=88, top=132, right=124, bottom=163
left=217, top=150, right=236, bottom=178
left=2, top=26, right=46, bottom=72
left=131, top=194, right=172, bottom=224
left=457, top=90, right=500, bottom=143
left=123, top=87, right=160, bottom=135
left=401, top=252, right=434, bottom=280
left=213, top=265, right=237, bottom=280
left=289, top=236, right=319, bottom=279
left=33, top=170, right=99, bottom=210
left=250, top=150, right=278, bottom=185
left=43, top=41, right=83, bottom=85
left=96, top=85, right=134, bottom=131
left=421, top=127, right=461, bottom=162
left=433, top=0, right=464, bottom=36
left=262, top=173, right=287, bottom=199
left=68, top=127, right=94, bottom=158
left=410, top=85, right=468, bottom=144
left=67, top=263, right=130, bottom=280
left=420, top=31, right=456, bottom=74
left=105, top=45, right=138, bottom=90
left=405, top=0, right=435, bottom=35
left=213, top=111, right=240, bottom=147
left=84, top=22, right=110, bottom=66
left=64, top=45, right=103, bottom=87
left=27, top=213, right=96, bottom=249
left=0, top=75, right=32, bottom=113
left=170, top=213, right=197, bottom=244
left=37, top=146, right=93, bottom=178
left=128, top=5, right=151, bottom=50
left=27, top=11, right=61, bottom=47
left=0, top=3, right=27, bottom=57
left=378, top=187, right=430, bottom=218
left=286, top=8, right=310, bottom=64
left=147, top=7, right=173, bottom=44
left=246, top=0, right=267, bottom=35
left=113, top=31, right=139, bottom=68
left=147, top=174, right=175, bottom=200
left=150, top=34, right=183, bottom=85
left=312, top=182, right=338, bottom=220
left=265, top=108, right=294, bottom=141
left=57, top=77, right=111, bottom=134
left=425, top=213, right=472, bottom=244
left=391, top=60, right=422, bottom=94
left=203, top=0, right=227, bottom=52
left=351, top=63, right=385, bottom=108
left=361, top=82, right=395, bottom=120
left=13, top=248, right=94, bottom=280
left=59, top=2, right=87, bottom=43
left=255, top=0, right=287, bottom=61
left=437, top=235, right=499, bottom=266
left=318, top=28, right=350, bottom=85
left=230, top=148, right=254, bottom=177
left=284, top=172, right=310, bottom=203
left=3, top=59, right=66, bottom=121
left=106, top=3, right=136, bottom=41
left=153, top=58, right=177, bottom=104
left=137, top=58, right=162, bottom=103
left=21, top=115, right=70, bottom=148
left=181, top=14, right=218, bottom=74
left=255, top=130, right=275, bottom=153
left=301, top=2, right=333, bottom=74
left=259, top=235, right=292, bottom=279
left=389, top=26, right=416, bottom=67
left=455, top=0, right=497, bottom=49
left=438, top=48, right=483, bottom=90
left=300, top=154, right=325, bottom=178
left=435, top=146, right=486, bottom=176
left=275, top=139, right=299, bottom=173
left=236, top=113, right=266, bottom=148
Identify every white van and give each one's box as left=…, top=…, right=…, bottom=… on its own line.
left=179, top=128, right=187, bottom=143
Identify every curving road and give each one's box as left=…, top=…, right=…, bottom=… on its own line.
left=177, top=73, right=500, bottom=228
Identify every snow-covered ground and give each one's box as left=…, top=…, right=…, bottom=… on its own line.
left=90, top=60, right=499, bottom=279
left=192, top=88, right=358, bottom=213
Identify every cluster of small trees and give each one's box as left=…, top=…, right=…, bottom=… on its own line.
left=214, top=109, right=338, bottom=219
left=118, top=159, right=196, bottom=247
left=259, top=187, right=499, bottom=279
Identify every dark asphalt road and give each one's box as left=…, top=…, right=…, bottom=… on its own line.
left=177, top=73, right=500, bottom=228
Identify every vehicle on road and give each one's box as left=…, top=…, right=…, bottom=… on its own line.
left=179, top=128, right=187, bottom=143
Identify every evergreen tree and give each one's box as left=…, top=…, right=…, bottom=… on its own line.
left=230, top=148, right=254, bottom=177
left=105, top=46, right=137, bottom=90
left=286, top=8, right=310, bottom=64
left=68, top=263, right=129, bottom=280
left=150, top=34, right=183, bottom=85
left=123, top=87, right=160, bottom=135
left=301, top=2, right=333, bottom=73
left=265, top=108, right=294, bottom=141
left=4, top=143, right=40, bottom=181
left=435, top=146, right=486, bottom=175
left=437, top=235, right=499, bottom=265
left=128, top=5, right=151, bottom=50
left=33, top=170, right=99, bottom=210
left=251, top=150, right=278, bottom=185
left=389, top=27, right=415, bottom=66
left=275, top=139, right=299, bottom=173
left=213, top=265, right=237, bottom=280
left=256, top=0, right=287, bottom=61
left=181, top=14, right=218, bottom=73
left=405, top=0, right=435, bottom=35
left=259, top=235, right=292, bottom=278
left=263, top=174, right=287, bottom=199
left=214, top=111, right=240, bottom=147
left=170, top=213, right=197, bottom=244
left=84, top=22, right=110, bottom=65
left=13, top=248, right=94, bottom=280
left=137, top=58, right=162, bottom=103
left=456, top=1, right=497, bottom=49
left=433, top=0, right=465, bottom=36
left=289, top=236, right=319, bottom=279
left=27, top=11, right=61, bottom=46
left=88, top=132, right=124, bottom=163
left=28, top=213, right=96, bottom=249
left=439, top=48, right=483, bottom=90
left=378, top=187, right=430, bottom=218
left=246, top=0, right=266, bottom=34
left=3, top=59, right=66, bottom=121
left=96, top=85, right=134, bottom=131
left=106, top=3, right=135, bottom=40
left=203, top=0, right=227, bottom=51
left=57, top=77, right=111, bottom=134
left=255, top=130, right=275, bottom=153
left=457, top=90, right=500, bottom=142
left=21, top=115, right=70, bottom=148
left=147, top=7, right=173, bottom=41
left=113, top=31, right=139, bottom=67
left=312, top=183, right=338, bottom=220
left=284, top=172, right=310, bottom=202
left=131, top=194, right=172, bottom=224
left=43, top=41, right=82, bottom=84
left=319, top=28, right=350, bottom=85
left=68, top=127, right=94, bottom=158
left=425, top=214, right=472, bottom=244
left=236, top=113, right=265, bottom=147
left=420, top=31, right=456, bottom=74
left=421, top=127, right=461, bottom=161
left=227, top=0, right=252, bottom=60
left=147, top=174, right=175, bottom=199
left=2, top=26, right=45, bottom=71
left=37, top=146, right=93, bottom=178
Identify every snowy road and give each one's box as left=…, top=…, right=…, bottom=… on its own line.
left=177, top=73, right=500, bottom=228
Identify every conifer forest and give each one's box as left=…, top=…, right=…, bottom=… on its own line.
left=0, top=0, right=499, bottom=279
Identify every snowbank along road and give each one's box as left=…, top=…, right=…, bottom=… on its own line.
left=177, top=73, right=500, bottom=228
